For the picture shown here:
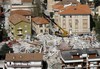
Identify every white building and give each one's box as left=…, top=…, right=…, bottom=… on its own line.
left=53, top=4, right=91, bottom=34
left=60, top=48, right=100, bottom=69
left=32, top=17, right=49, bottom=35
left=5, top=53, right=43, bottom=69
left=10, top=0, right=33, bottom=11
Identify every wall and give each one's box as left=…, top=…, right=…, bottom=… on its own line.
left=32, top=23, right=49, bottom=35
left=59, top=14, right=90, bottom=34
left=10, top=21, right=31, bottom=39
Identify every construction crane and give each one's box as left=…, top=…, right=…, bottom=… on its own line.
left=43, top=13, right=69, bottom=37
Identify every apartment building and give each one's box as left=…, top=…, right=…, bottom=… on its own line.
left=10, top=0, right=33, bottom=11
left=8, top=14, right=31, bottom=40
left=53, top=4, right=91, bottom=34
left=10, top=0, right=33, bottom=21
left=60, top=48, right=100, bottom=69
left=32, top=17, right=49, bottom=35
left=5, top=53, right=43, bottom=69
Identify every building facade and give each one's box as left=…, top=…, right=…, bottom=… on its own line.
left=10, top=0, right=33, bottom=11
left=5, top=53, right=43, bottom=69
left=53, top=4, right=91, bottom=34
left=60, top=48, right=100, bottom=69
left=9, top=14, right=31, bottom=40
left=32, top=17, right=49, bottom=35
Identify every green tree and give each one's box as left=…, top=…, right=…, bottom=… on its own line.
left=2, top=29, right=8, bottom=40
left=95, top=16, right=100, bottom=41
left=32, top=0, right=42, bottom=17
left=90, top=15, right=95, bottom=31
left=94, top=0, right=100, bottom=7
left=0, top=43, right=13, bottom=56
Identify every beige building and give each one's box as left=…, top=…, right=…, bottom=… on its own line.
left=53, top=4, right=91, bottom=34
left=32, top=17, right=49, bottom=35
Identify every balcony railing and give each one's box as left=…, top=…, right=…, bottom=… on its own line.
left=7, top=64, right=42, bottom=68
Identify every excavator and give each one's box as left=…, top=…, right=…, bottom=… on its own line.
left=43, top=13, right=69, bottom=37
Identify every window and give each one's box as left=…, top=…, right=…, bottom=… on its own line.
left=63, top=15, right=65, bottom=18
left=69, top=15, right=72, bottom=18
left=11, top=27, right=13, bottom=29
left=75, top=19, right=79, bottom=29
left=63, top=18, right=66, bottom=28
left=11, top=32, right=14, bottom=35
left=83, top=19, right=88, bottom=28
left=17, top=31, right=23, bottom=36
left=45, top=24, right=47, bottom=27
left=40, top=29, right=43, bottom=33
left=25, top=30, right=27, bottom=33
left=69, top=19, right=72, bottom=28
left=17, top=27, right=22, bottom=31
left=39, top=25, right=43, bottom=27
left=45, top=29, right=47, bottom=32
left=74, top=15, right=78, bottom=18
left=25, top=25, right=27, bottom=27
left=55, top=15, right=59, bottom=22
left=83, top=15, right=87, bottom=18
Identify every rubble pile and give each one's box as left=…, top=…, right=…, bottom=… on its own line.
left=0, top=34, right=100, bottom=69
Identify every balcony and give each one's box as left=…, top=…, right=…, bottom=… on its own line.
left=17, top=33, right=23, bottom=36
left=17, top=28, right=22, bottom=31
left=7, top=65, right=42, bottom=67
left=6, top=61, right=42, bottom=68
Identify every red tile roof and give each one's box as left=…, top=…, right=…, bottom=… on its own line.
left=22, top=0, right=33, bottom=2
left=52, top=3, right=64, bottom=10
left=59, top=4, right=91, bottom=15
left=32, top=17, right=49, bottom=25
left=10, top=10, right=32, bottom=16
left=5, top=53, right=43, bottom=61
left=9, top=14, right=30, bottom=25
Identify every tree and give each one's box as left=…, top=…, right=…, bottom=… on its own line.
left=80, top=0, right=87, bottom=4
left=0, top=25, right=3, bottom=42
left=90, top=15, right=95, bottom=31
left=32, top=0, right=43, bottom=17
left=94, top=0, right=100, bottom=7
left=95, top=16, right=100, bottom=41
left=0, top=43, right=13, bottom=59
